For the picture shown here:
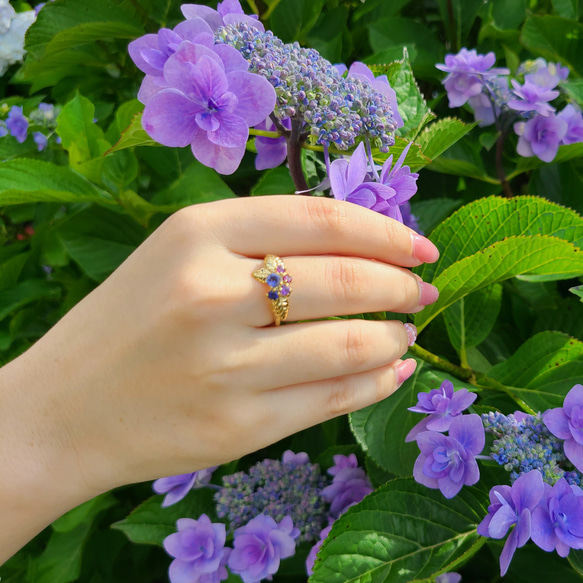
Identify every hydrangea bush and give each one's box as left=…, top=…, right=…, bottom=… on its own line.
left=1, top=1, right=583, bottom=582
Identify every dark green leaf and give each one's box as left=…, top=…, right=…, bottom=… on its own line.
left=410, top=198, right=462, bottom=235
left=415, top=117, right=475, bottom=163
left=508, top=143, right=583, bottom=180
left=310, top=478, right=487, bottom=583
left=251, top=166, right=296, bottom=196
left=270, top=0, right=325, bottom=43
left=570, top=285, right=583, bottom=302
left=563, top=79, right=583, bottom=107
left=52, top=493, right=117, bottom=533
left=0, top=279, right=61, bottom=322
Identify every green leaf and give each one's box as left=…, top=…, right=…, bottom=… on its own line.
left=0, top=279, right=61, bottom=322
left=270, top=0, right=325, bottom=43
left=436, top=0, right=484, bottom=47
left=508, top=143, right=583, bottom=180
left=418, top=196, right=583, bottom=286
left=520, top=15, right=583, bottom=77
left=415, top=236, right=583, bottom=331
left=372, top=137, right=428, bottom=169
left=151, top=161, right=236, bottom=207
left=409, top=198, right=462, bottom=235
left=52, top=493, right=117, bottom=533
left=368, top=52, right=435, bottom=137
left=0, top=159, right=115, bottom=205
left=491, top=0, right=527, bottom=30
left=570, top=284, right=583, bottom=302
left=552, top=0, right=578, bottom=19
left=444, top=284, right=503, bottom=352
left=349, top=363, right=475, bottom=475
left=569, top=548, right=583, bottom=576
left=533, top=296, right=583, bottom=339
left=415, top=117, right=475, bottom=163
left=107, top=111, right=159, bottom=153
left=310, top=478, right=487, bottom=583
left=112, top=488, right=218, bottom=546
left=563, top=79, right=583, bottom=107
left=488, top=331, right=583, bottom=411
left=101, top=150, right=139, bottom=195
left=251, top=166, right=296, bottom=196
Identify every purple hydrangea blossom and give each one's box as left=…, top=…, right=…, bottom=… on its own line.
left=477, top=470, right=544, bottom=576
left=435, top=574, right=462, bottom=583
left=558, top=104, right=583, bottom=145
left=436, top=48, right=509, bottom=107
left=405, top=380, right=477, bottom=442
left=413, top=413, right=485, bottom=499
left=164, top=514, right=230, bottom=583
left=153, top=467, right=217, bottom=507
left=508, top=79, right=559, bottom=116
left=0, top=120, right=7, bottom=138
left=400, top=200, right=423, bottom=234
left=181, top=0, right=262, bottom=33
left=329, top=142, right=398, bottom=217
left=531, top=478, right=583, bottom=558
left=321, top=454, right=373, bottom=517
left=306, top=523, right=333, bottom=576
left=6, top=105, right=28, bottom=143
left=468, top=92, right=496, bottom=127
left=544, top=384, right=583, bottom=473
left=514, top=113, right=568, bottom=163
left=33, top=131, right=48, bottom=151
left=228, top=514, right=300, bottom=583
left=281, top=449, right=309, bottom=467
left=520, top=58, right=569, bottom=89
left=142, top=41, right=276, bottom=174
left=254, top=116, right=290, bottom=170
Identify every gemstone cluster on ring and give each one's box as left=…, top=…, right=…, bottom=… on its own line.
left=252, top=255, right=293, bottom=325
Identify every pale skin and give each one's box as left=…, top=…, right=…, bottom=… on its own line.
left=0, top=195, right=440, bottom=563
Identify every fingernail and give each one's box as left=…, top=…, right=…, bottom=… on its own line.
left=411, top=234, right=440, bottom=264
left=404, top=323, right=417, bottom=346
left=418, top=281, right=439, bottom=306
left=396, top=358, right=417, bottom=388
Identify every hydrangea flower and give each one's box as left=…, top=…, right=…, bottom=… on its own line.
left=141, top=41, right=276, bottom=174
left=531, top=478, right=583, bottom=557
left=508, top=79, right=559, bottom=116
left=6, top=105, right=28, bottom=143
left=181, top=0, right=262, bottom=33
left=405, top=380, right=477, bottom=442
left=281, top=449, right=309, bottom=467
left=0, top=2, right=36, bottom=75
left=413, top=413, right=485, bottom=498
left=164, top=514, right=230, bottom=583
left=153, top=467, right=217, bottom=507
left=544, top=384, right=583, bottom=473
left=557, top=104, right=583, bottom=145
left=254, top=116, right=290, bottom=170
left=329, top=142, right=397, bottom=216
left=400, top=200, right=422, bottom=234
left=477, top=470, right=544, bottom=576
left=514, top=113, right=568, bottom=163
left=306, top=523, right=333, bottom=576
left=33, top=131, right=48, bottom=151
left=228, top=514, right=299, bottom=583
left=321, top=454, right=373, bottom=517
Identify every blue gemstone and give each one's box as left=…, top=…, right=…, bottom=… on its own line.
left=268, top=290, right=279, bottom=300
left=266, top=273, right=281, bottom=287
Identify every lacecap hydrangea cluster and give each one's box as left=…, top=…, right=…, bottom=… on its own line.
left=408, top=380, right=583, bottom=576
left=152, top=449, right=372, bottom=583
left=437, top=49, right=583, bottom=163
left=0, top=102, right=60, bottom=152
left=0, top=0, right=37, bottom=76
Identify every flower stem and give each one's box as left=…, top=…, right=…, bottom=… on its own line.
left=287, top=119, right=309, bottom=193
left=496, top=128, right=513, bottom=197
left=249, top=128, right=282, bottom=139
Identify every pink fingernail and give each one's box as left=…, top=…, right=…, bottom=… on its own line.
left=418, top=281, right=439, bottom=306
left=404, top=323, right=417, bottom=346
left=396, top=358, right=417, bottom=388
left=411, top=234, right=440, bottom=264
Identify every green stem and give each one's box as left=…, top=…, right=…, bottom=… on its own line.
left=287, top=120, right=309, bottom=193
left=249, top=128, right=282, bottom=139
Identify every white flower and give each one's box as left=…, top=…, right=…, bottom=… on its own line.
left=0, top=3, right=36, bottom=76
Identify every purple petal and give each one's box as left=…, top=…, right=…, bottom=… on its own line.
left=499, top=527, right=518, bottom=576
left=142, top=89, right=201, bottom=147
left=448, top=414, right=485, bottom=454
left=488, top=504, right=516, bottom=538
left=168, top=559, right=196, bottom=583
left=347, top=61, right=375, bottom=83
left=227, top=70, right=276, bottom=126
left=413, top=453, right=438, bottom=489
left=174, top=17, right=214, bottom=43
left=346, top=186, right=377, bottom=209
left=222, top=13, right=265, bottom=31
left=208, top=113, right=248, bottom=148
left=544, top=408, right=572, bottom=439
left=213, top=44, right=249, bottom=73
left=191, top=126, right=246, bottom=174
left=462, top=456, right=480, bottom=486
left=449, top=388, right=478, bottom=414
left=137, top=74, right=166, bottom=104
left=516, top=508, right=532, bottom=547
left=345, top=143, right=368, bottom=193
left=128, top=34, right=161, bottom=75
left=438, top=475, right=463, bottom=499
left=511, top=470, right=544, bottom=512
left=329, top=159, right=349, bottom=199
left=564, top=438, right=583, bottom=472
left=530, top=505, right=556, bottom=552
left=564, top=384, right=583, bottom=417
left=165, top=43, right=223, bottom=94
left=181, top=4, right=223, bottom=30
left=405, top=417, right=430, bottom=442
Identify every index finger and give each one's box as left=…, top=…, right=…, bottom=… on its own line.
left=202, top=195, right=439, bottom=268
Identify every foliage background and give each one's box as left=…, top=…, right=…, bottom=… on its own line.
left=1, top=0, right=583, bottom=581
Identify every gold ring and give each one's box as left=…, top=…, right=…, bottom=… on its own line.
left=252, top=255, right=293, bottom=325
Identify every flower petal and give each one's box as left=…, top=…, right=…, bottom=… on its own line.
left=564, top=384, right=583, bottom=417
left=227, top=70, right=276, bottom=126
left=564, top=438, right=583, bottom=472
left=543, top=408, right=572, bottom=439
left=208, top=113, right=248, bottom=148
left=191, top=126, right=247, bottom=174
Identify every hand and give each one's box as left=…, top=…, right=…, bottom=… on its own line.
left=0, top=195, right=439, bottom=560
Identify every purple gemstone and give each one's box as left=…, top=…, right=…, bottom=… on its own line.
left=268, top=290, right=279, bottom=300
left=281, top=285, right=290, bottom=296
left=283, top=274, right=292, bottom=283
left=276, top=265, right=285, bottom=273
left=266, top=273, right=281, bottom=287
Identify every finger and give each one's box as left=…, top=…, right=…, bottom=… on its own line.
left=235, top=255, right=438, bottom=326
left=261, top=358, right=417, bottom=440
left=198, top=196, right=439, bottom=268
left=240, top=319, right=415, bottom=391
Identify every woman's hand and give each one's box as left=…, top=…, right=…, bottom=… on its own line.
left=0, top=195, right=439, bottom=561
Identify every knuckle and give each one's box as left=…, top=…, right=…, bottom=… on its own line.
left=328, top=258, right=367, bottom=302
left=328, top=378, right=357, bottom=416
left=306, top=198, right=351, bottom=235
left=341, top=324, right=373, bottom=368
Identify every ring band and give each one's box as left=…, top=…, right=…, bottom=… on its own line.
left=252, top=255, right=293, bottom=325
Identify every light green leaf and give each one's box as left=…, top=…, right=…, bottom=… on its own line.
left=349, top=364, right=475, bottom=474
left=520, top=15, right=583, bottom=76
left=415, top=117, right=475, bottom=163
left=552, top=0, right=578, bottom=19
left=444, top=284, right=503, bottom=352
left=489, top=331, right=583, bottom=411
left=570, top=285, right=583, bottom=303
left=310, top=478, right=487, bottom=583
left=107, top=111, right=159, bottom=153
left=251, top=166, right=296, bottom=196
left=372, top=137, right=429, bottom=169
left=563, top=79, right=583, bottom=107
left=418, top=196, right=583, bottom=285
left=112, top=488, right=218, bottom=546
left=0, top=159, right=115, bottom=206
left=415, top=236, right=583, bottom=331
